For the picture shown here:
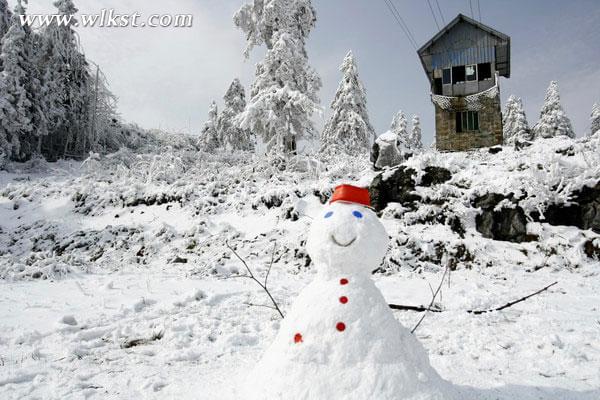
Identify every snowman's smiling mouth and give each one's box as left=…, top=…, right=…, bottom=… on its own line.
left=330, top=234, right=356, bottom=247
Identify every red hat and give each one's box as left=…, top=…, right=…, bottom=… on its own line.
left=329, top=184, right=371, bottom=207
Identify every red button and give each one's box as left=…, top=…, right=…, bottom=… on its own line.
left=294, top=333, right=303, bottom=343
left=336, top=322, right=346, bottom=332
left=340, top=278, right=349, bottom=285
left=339, top=296, right=348, bottom=304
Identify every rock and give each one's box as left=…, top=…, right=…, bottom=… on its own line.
left=420, top=166, right=451, bottom=187
left=369, top=167, right=419, bottom=212
left=171, top=256, right=188, bottom=264
left=370, top=141, right=380, bottom=166
left=372, top=132, right=404, bottom=170
left=60, top=315, right=78, bottom=326
left=489, top=146, right=503, bottom=154
left=543, top=182, right=600, bottom=233
left=472, top=192, right=507, bottom=210
left=448, top=216, right=465, bottom=238
left=473, top=193, right=529, bottom=243
left=584, top=239, right=600, bottom=260
left=313, top=189, right=331, bottom=205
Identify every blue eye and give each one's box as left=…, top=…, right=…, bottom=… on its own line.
left=324, top=211, right=334, bottom=219
left=352, top=211, right=363, bottom=219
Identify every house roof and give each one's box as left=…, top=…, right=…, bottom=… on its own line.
left=418, top=14, right=509, bottom=55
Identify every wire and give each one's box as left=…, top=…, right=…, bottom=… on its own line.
left=426, top=0, right=441, bottom=30
left=435, top=0, right=445, bottom=24
left=387, top=0, right=418, bottom=49
left=477, top=0, right=482, bottom=21
left=382, top=0, right=418, bottom=50
left=469, top=0, right=475, bottom=19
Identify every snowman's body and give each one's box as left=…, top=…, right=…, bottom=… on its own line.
left=245, top=192, right=456, bottom=400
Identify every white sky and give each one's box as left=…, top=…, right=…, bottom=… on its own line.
left=21, top=0, right=600, bottom=144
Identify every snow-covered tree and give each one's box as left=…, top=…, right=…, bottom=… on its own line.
left=199, top=101, right=220, bottom=151
left=0, top=0, right=12, bottom=47
left=532, top=81, right=574, bottom=139
left=0, top=71, right=19, bottom=162
left=502, top=95, right=531, bottom=145
left=410, top=114, right=423, bottom=151
left=389, top=110, right=409, bottom=150
left=321, top=51, right=374, bottom=154
left=217, top=79, right=253, bottom=151
left=86, top=64, right=121, bottom=152
left=0, top=2, right=35, bottom=161
left=39, top=0, right=91, bottom=160
left=590, top=103, right=600, bottom=136
left=234, top=0, right=321, bottom=154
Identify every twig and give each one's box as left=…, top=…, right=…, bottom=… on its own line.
left=389, top=281, right=560, bottom=316
left=388, top=304, right=442, bottom=313
left=244, top=302, right=278, bottom=311
left=121, top=330, right=164, bottom=349
left=411, top=264, right=449, bottom=334
left=74, top=281, right=92, bottom=297
left=264, top=243, right=277, bottom=288
left=226, top=241, right=285, bottom=319
left=468, top=281, right=558, bottom=315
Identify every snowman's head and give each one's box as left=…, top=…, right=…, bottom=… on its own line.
left=306, top=185, right=389, bottom=277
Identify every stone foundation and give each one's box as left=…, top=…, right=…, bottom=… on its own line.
left=435, top=93, right=503, bottom=152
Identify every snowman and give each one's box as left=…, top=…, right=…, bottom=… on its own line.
left=244, top=185, right=457, bottom=400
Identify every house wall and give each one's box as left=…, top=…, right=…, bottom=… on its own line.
left=435, top=92, right=503, bottom=152
left=419, top=17, right=511, bottom=79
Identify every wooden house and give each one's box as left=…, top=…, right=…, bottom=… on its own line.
left=417, top=14, right=510, bottom=151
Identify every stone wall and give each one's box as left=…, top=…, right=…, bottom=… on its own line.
left=435, top=93, right=503, bottom=152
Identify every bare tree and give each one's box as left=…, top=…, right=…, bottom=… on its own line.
left=226, top=241, right=284, bottom=319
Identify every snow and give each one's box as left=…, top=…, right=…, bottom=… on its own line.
left=0, top=135, right=599, bottom=399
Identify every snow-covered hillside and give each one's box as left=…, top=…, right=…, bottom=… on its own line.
left=1, top=135, right=599, bottom=399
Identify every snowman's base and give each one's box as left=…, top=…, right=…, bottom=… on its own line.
left=242, top=276, right=459, bottom=400
left=244, top=359, right=457, bottom=400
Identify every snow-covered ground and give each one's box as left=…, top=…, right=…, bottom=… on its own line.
left=1, top=136, right=599, bottom=399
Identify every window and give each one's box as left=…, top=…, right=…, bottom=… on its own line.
left=452, top=65, right=465, bottom=84
left=442, top=68, right=451, bottom=85
left=466, top=64, right=477, bottom=81
left=478, top=62, right=492, bottom=81
left=455, top=111, right=480, bottom=132
left=434, top=78, right=443, bottom=95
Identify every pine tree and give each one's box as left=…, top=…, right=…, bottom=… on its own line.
left=0, top=71, right=19, bottom=163
left=389, top=110, right=409, bottom=150
left=532, top=81, right=574, bottom=139
left=590, top=103, right=600, bottom=137
left=217, top=79, right=253, bottom=151
left=321, top=51, right=374, bottom=154
left=0, top=0, right=12, bottom=49
left=40, top=0, right=91, bottom=159
left=410, top=114, right=423, bottom=151
left=199, top=101, right=220, bottom=151
left=234, top=0, right=321, bottom=154
left=0, top=2, right=34, bottom=161
left=502, top=95, right=531, bottom=145
left=19, top=0, right=47, bottom=155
